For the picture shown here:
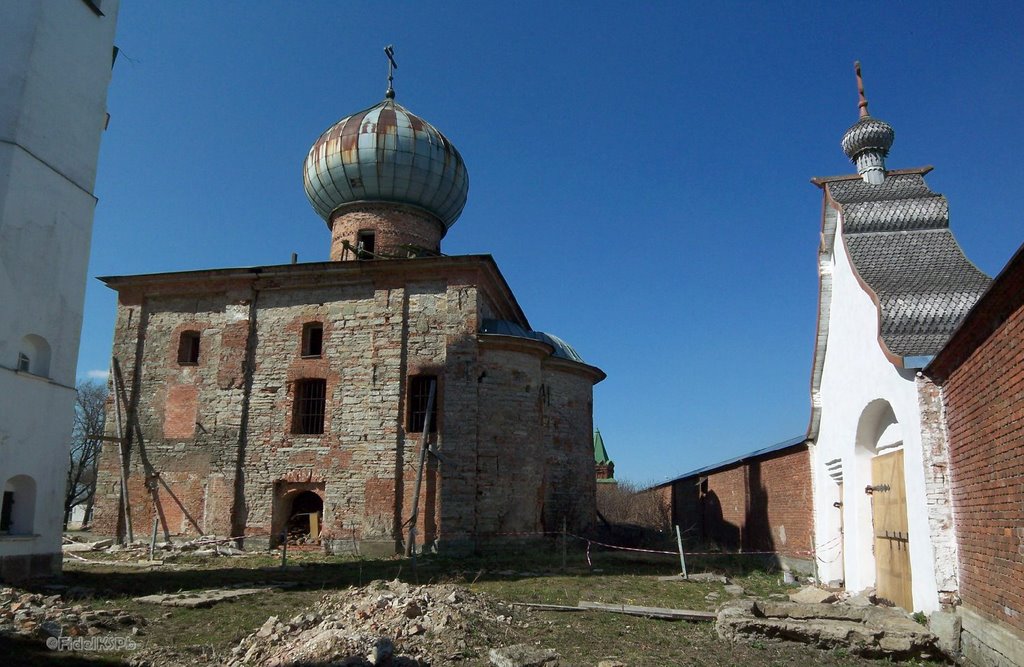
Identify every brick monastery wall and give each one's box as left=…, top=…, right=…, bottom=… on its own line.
left=668, top=446, right=812, bottom=560
left=938, top=290, right=1024, bottom=635
left=92, top=261, right=599, bottom=554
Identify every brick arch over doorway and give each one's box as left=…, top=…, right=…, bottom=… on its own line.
left=271, top=481, right=325, bottom=547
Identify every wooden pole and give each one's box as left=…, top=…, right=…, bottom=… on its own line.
left=111, top=360, right=133, bottom=543
left=675, top=524, right=688, bottom=579
left=562, top=516, right=567, bottom=570
left=149, top=516, right=158, bottom=560
left=280, top=532, right=288, bottom=568
left=406, top=380, right=436, bottom=559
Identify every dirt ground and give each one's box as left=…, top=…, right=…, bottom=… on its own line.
left=0, top=544, right=943, bottom=666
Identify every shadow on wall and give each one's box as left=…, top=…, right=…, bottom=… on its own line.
left=691, top=462, right=777, bottom=565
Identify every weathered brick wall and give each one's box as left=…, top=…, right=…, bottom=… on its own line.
left=670, top=446, right=812, bottom=559
left=541, top=361, right=597, bottom=534
left=934, top=291, right=1024, bottom=634
left=92, top=259, right=601, bottom=554
left=93, top=290, right=250, bottom=540
left=915, top=375, right=960, bottom=605
left=329, top=205, right=445, bottom=260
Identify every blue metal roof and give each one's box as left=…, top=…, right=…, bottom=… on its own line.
left=650, top=435, right=807, bottom=489
left=479, top=319, right=587, bottom=364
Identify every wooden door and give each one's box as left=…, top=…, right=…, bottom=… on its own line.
left=871, top=450, right=912, bottom=610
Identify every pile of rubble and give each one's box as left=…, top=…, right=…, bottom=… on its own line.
left=228, top=579, right=529, bottom=666
left=0, top=586, right=143, bottom=640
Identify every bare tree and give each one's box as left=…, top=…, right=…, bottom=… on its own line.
left=64, top=380, right=107, bottom=528
left=597, top=479, right=671, bottom=531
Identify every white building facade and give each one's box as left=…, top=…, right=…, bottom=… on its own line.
left=807, top=71, right=989, bottom=613
left=0, top=0, right=119, bottom=579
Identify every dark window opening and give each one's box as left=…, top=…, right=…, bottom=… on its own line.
left=408, top=375, right=438, bottom=433
left=293, top=379, right=327, bottom=435
left=16, top=353, right=30, bottom=372
left=0, top=492, right=12, bottom=532
left=357, top=230, right=376, bottom=259
left=177, top=331, right=200, bottom=364
left=302, top=323, right=323, bottom=358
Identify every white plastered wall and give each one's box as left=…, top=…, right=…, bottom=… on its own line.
left=811, top=214, right=942, bottom=613
left=0, top=1, right=119, bottom=569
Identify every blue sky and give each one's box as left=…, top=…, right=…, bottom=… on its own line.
left=78, top=1, right=1024, bottom=484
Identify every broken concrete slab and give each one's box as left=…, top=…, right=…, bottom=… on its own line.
left=929, top=609, right=961, bottom=659
left=717, top=599, right=940, bottom=660
left=61, top=542, right=97, bottom=553
left=134, top=586, right=277, bottom=609
left=788, top=585, right=838, bottom=604
left=686, top=572, right=730, bottom=583
left=724, top=584, right=746, bottom=596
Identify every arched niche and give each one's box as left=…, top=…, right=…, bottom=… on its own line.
left=2, top=475, right=38, bottom=535
left=17, top=334, right=51, bottom=377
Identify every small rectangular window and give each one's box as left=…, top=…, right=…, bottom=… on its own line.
left=16, top=353, right=30, bottom=372
left=302, top=322, right=323, bottom=358
left=293, top=379, right=327, bottom=435
left=357, top=230, right=376, bottom=259
left=177, top=331, right=200, bottom=364
left=408, top=375, right=438, bottom=433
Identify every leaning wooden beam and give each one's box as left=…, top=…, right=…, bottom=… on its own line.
left=577, top=601, right=716, bottom=622
left=111, top=358, right=133, bottom=543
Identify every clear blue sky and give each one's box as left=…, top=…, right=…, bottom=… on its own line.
left=78, top=1, right=1024, bottom=484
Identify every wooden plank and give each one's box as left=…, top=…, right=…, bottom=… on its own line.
left=577, top=600, right=715, bottom=621
left=513, top=602, right=588, bottom=612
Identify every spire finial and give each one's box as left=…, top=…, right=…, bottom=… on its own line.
left=855, top=60, right=869, bottom=118
left=384, top=44, right=397, bottom=100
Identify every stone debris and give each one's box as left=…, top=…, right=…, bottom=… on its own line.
left=61, top=536, right=114, bottom=552
left=227, top=579, right=546, bottom=666
left=134, top=585, right=279, bottom=608
left=787, top=585, right=838, bottom=604
left=717, top=599, right=940, bottom=660
left=488, top=644, right=559, bottom=666
left=63, top=534, right=252, bottom=562
left=0, top=586, right=143, bottom=641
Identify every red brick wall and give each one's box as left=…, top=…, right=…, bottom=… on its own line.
left=934, top=288, right=1024, bottom=632
left=330, top=204, right=445, bottom=260
left=671, top=446, right=812, bottom=558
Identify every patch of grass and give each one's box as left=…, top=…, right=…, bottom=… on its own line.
left=3, top=546, right=942, bottom=666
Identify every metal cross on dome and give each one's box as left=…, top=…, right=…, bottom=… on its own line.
left=385, top=45, right=397, bottom=99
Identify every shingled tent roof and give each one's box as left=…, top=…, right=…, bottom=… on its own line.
left=823, top=171, right=991, bottom=358
left=807, top=168, right=992, bottom=439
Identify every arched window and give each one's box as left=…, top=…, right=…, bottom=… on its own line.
left=17, top=334, right=51, bottom=376
left=1, top=475, right=37, bottom=535
left=177, top=331, right=200, bottom=364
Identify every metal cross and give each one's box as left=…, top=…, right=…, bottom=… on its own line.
left=385, top=45, right=397, bottom=99
left=855, top=60, right=870, bottom=118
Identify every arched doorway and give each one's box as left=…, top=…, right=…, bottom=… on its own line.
left=286, top=491, right=323, bottom=545
left=855, top=399, right=912, bottom=610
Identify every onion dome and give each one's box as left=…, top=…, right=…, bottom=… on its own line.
left=302, top=99, right=469, bottom=228
left=840, top=62, right=894, bottom=185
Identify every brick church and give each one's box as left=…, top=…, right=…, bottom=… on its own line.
left=91, top=73, right=605, bottom=555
